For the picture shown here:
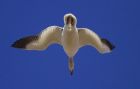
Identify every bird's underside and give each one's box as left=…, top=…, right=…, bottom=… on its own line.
left=12, top=27, right=115, bottom=53
left=11, top=13, right=115, bottom=75
left=12, top=26, right=63, bottom=50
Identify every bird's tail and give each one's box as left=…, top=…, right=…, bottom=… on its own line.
left=68, top=57, right=74, bottom=76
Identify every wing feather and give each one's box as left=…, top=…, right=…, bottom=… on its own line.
left=78, top=28, right=115, bottom=53
left=12, top=26, right=63, bottom=50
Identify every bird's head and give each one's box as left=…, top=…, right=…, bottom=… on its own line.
left=64, top=13, right=77, bottom=26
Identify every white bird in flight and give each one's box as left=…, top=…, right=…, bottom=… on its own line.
left=12, top=13, right=115, bottom=75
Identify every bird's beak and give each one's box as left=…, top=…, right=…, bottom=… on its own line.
left=70, top=70, right=74, bottom=76
left=69, top=57, right=74, bottom=76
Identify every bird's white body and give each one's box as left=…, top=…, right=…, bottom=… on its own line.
left=12, top=13, right=115, bottom=75
left=62, top=25, right=79, bottom=57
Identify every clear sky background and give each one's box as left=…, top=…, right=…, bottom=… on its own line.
left=0, top=0, right=140, bottom=89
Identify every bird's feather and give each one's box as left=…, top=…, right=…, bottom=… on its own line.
left=78, top=28, right=115, bottom=53
left=11, top=26, right=63, bottom=50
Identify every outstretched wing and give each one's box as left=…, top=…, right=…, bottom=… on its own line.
left=11, top=26, right=63, bottom=50
left=78, top=28, right=115, bottom=53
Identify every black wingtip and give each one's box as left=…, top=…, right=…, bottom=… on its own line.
left=11, top=42, right=19, bottom=48
left=11, top=35, right=38, bottom=49
left=101, top=38, right=115, bottom=50
left=11, top=40, right=26, bottom=49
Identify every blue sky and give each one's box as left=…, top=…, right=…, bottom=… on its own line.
left=0, top=0, right=140, bottom=89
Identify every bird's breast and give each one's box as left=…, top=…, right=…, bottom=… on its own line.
left=62, top=28, right=79, bottom=57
